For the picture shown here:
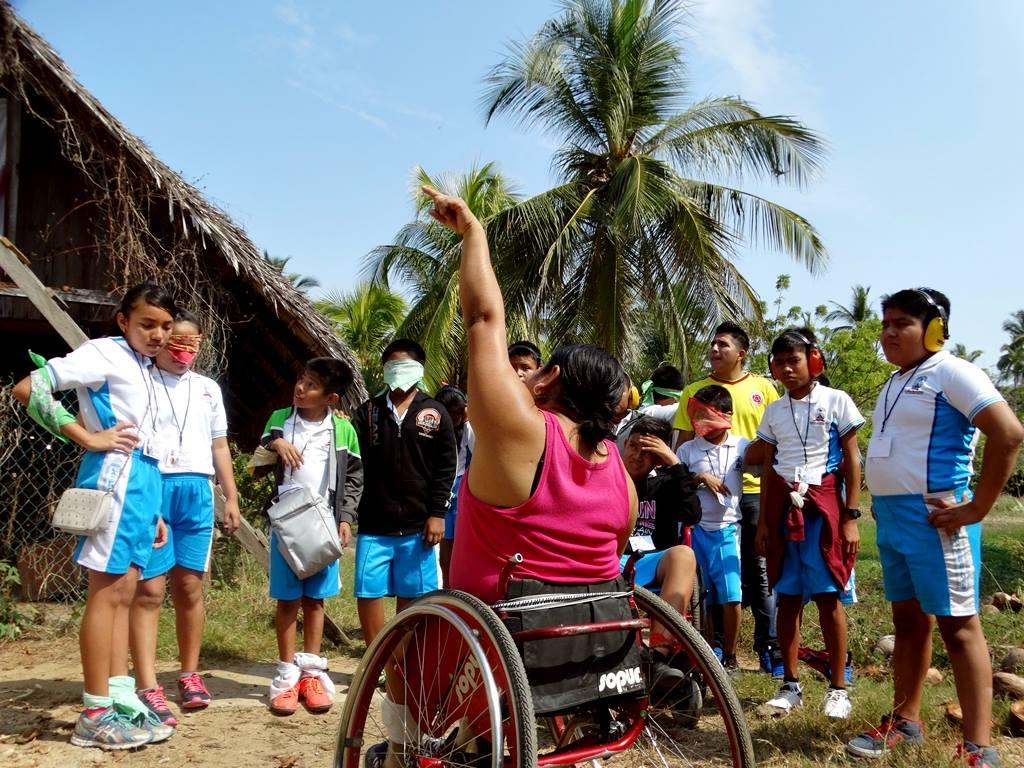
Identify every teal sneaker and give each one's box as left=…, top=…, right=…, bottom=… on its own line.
left=131, top=708, right=175, bottom=744
left=70, top=708, right=152, bottom=750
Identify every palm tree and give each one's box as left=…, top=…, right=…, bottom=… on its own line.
left=951, top=343, right=982, bottom=364
left=998, top=309, right=1024, bottom=387
left=315, top=283, right=407, bottom=393
left=481, top=0, right=826, bottom=367
left=365, top=163, right=524, bottom=390
left=825, top=285, right=873, bottom=330
left=263, top=250, right=321, bottom=293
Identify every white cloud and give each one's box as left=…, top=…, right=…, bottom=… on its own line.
left=336, top=23, right=377, bottom=48
left=690, top=0, right=821, bottom=124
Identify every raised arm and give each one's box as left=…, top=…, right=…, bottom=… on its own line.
left=422, top=186, right=543, bottom=503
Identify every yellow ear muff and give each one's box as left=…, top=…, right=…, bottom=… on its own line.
left=923, top=316, right=947, bottom=352
left=628, top=385, right=640, bottom=410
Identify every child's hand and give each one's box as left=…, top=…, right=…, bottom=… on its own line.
left=841, top=518, right=860, bottom=557
left=270, top=438, right=303, bottom=470
left=636, top=434, right=679, bottom=467
left=926, top=496, right=987, bottom=536
left=754, top=524, right=770, bottom=557
left=83, top=422, right=139, bottom=453
left=696, top=472, right=728, bottom=496
left=153, top=518, right=168, bottom=549
left=338, top=522, right=353, bottom=548
left=422, top=516, right=444, bottom=547
left=222, top=498, right=241, bottom=536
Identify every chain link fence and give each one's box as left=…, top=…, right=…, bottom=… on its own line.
left=0, top=378, right=86, bottom=601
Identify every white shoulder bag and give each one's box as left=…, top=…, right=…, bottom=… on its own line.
left=51, top=453, right=130, bottom=536
left=268, top=425, right=342, bottom=580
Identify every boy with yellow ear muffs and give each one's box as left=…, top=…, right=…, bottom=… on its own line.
left=847, top=287, right=1024, bottom=766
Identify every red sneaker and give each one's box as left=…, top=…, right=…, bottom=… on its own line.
left=270, top=685, right=299, bottom=716
left=298, top=675, right=333, bottom=714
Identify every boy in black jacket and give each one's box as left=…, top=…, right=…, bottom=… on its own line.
left=352, top=339, right=458, bottom=645
left=620, top=416, right=701, bottom=685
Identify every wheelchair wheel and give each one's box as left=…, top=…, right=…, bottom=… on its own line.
left=334, top=590, right=536, bottom=768
left=632, top=587, right=755, bottom=768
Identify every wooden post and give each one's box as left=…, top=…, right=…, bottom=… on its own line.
left=2, top=235, right=351, bottom=647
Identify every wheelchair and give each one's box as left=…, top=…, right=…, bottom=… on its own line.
left=334, top=556, right=755, bottom=768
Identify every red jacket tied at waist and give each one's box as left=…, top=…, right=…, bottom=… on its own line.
left=762, top=470, right=854, bottom=592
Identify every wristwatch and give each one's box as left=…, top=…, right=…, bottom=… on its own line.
left=844, top=507, right=863, bottom=520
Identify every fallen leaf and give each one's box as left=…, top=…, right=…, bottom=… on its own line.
left=275, top=755, right=300, bottom=768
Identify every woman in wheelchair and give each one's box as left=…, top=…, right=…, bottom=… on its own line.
left=337, top=187, right=755, bottom=768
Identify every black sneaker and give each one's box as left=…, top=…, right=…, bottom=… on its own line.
left=649, top=655, right=687, bottom=694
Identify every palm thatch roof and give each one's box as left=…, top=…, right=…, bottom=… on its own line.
left=0, top=2, right=365, bottom=422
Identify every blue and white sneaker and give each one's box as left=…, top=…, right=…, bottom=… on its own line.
left=130, top=708, right=175, bottom=744
left=70, top=708, right=152, bottom=750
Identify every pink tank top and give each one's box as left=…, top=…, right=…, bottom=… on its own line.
left=450, top=409, right=630, bottom=604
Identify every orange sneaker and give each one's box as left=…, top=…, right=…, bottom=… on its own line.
left=298, top=675, right=333, bottom=714
left=270, top=685, right=299, bottom=716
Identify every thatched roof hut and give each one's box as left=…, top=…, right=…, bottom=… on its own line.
left=0, top=2, right=364, bottom=445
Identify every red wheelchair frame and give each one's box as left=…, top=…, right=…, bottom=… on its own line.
left=334, top=554, right=754, bottom=768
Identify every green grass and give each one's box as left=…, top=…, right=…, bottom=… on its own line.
left=150, top=498, right=1024, bottom=765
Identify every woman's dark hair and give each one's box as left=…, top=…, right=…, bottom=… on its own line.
left=173, top=308, right=202, bottom=332
left=693, top=384, right=733, bottom=413
left=382, top=337, right=426, bottom=364
left=650, top=363, right=684, bottom=391
left=627, top=415, right=672, bottom=446
left=434, top=385, right=468, bottom=412
left=305, top=357, right=354, bottom=397
left=117, top=281, right=178, bottom=320
left=544, top=344, right=628, bottom=446
left=508, top=340, right=543, bottom=367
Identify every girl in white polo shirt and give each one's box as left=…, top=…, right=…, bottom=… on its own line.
left=13, top=282, right=178, bottom=750
left=129, top=309, right=241, bottom=727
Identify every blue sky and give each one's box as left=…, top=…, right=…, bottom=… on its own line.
left=14, top=0, right=1024, bottom=368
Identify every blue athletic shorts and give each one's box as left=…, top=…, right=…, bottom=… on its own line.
left=692, top=523, right=742, bottom=605
left=619, top=548, right=671, bottom=589
left=142, top=474, right=214, bottom=580
left=443, top=475, right=463, bottom=541
left=354, top=532, right=438, bottom=599
left=776, top=512, right=856, bottom=600
left=74, top=450, right=162, bottom=575
left=874, top=490, right=980, bottom=616
left=268, top=530, right=342, bottom=601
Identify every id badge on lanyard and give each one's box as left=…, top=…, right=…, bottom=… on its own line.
left=867, top=434, right=892, bottom=459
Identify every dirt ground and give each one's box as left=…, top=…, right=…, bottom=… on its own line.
left=0, top=635, right=360, bottom=768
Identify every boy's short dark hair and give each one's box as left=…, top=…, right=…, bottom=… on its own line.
left=627, top=415, right=673, bottom=446
left=713, top=321, right=750, bottom=352
left=693, top=384, right=733, bottom=414
left=880, top=287, right=951, bottom=325
left=508, top=340, right=542, bottom=366
left=770, top=327, right=819, bottom=359
left=306, top=357, right=354, bottom=397
left=434, top=385, right=467, bottom=411
left=650, top=363, right=684, bottom=391
left=381, top=338, right=426, bottom=364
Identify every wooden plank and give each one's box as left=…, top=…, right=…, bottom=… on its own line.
left=0, top=236, right=88, bottom=349
left=0, top=284, right=118, bottom=307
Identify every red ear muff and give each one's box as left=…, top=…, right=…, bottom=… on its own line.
left=807, top=346, right=825, bottom=378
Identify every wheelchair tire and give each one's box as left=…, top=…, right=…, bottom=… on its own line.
left=334, top=590, right=536, bottom=768
left=633, top=587, right=756, bottom=768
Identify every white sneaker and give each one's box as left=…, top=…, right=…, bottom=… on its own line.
left=822, top=687, right=851, bottom=719
left=762, top=681, right=802, bottom=716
